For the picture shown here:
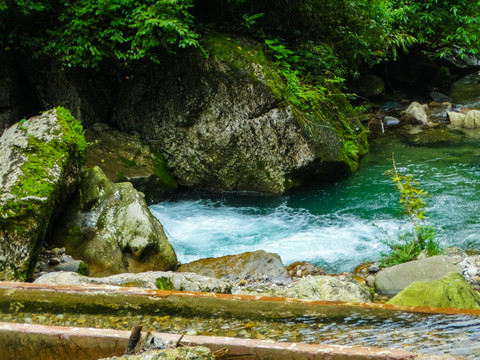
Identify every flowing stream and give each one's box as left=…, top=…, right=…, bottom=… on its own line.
left=151, top=127, right=480, bottom=272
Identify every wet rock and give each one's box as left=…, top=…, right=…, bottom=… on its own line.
left=387, top=272, right=480, bottom=309
left=178, top=250, right=292, bottom=285
left=429, top=91, right=452, bottom=103
left=447, top=111, right=466, bottom=126
left=50, top=166, right=177, bottom=276
left=101, top=346, right=214, bottom=360
left=383, top=116, right=400, bottom=127
left=286, top=261, right=327, bottom=280
left=0, top=108, right=86, bottom=280
left=449, top=72, right=480, bottom=106
left=236, top=275, right=373, bottom=303
left=84, top=122, right=177, bottom=204
left=34, top=270, right=231, bottom=293
left=401, top=102, right=430, bottom=125
left=350, top=74, right=385, bottom=98
left=464, top=110, right=480, bottom=129
left=374, top=255, right=463, bottom=297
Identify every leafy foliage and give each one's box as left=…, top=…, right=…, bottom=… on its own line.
left=391, top=0, right=480, bottom=57
left=1, top=0, right=199, bottom=67
left=380, top=154, right=442, bottom=267
left=2, top=0, right=480, bottom=71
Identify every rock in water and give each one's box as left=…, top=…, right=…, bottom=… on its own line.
left=447, top=111, right=466, bottom=126
left=401, top=102, right=429, bottom=125
left=0, top=108, right=86, bottom=281
left=387, top=272, right=480, bottom=309
left=178, top=250, right=292, bottom=285
left=50, top=166, right=177, bottom=276
left=374, top=255, right=463, bottom=297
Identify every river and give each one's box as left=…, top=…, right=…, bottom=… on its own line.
left=150, top=126, right=480, bottom=272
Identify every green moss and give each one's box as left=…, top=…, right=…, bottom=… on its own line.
left=156, top=277, right=174, bottom=290
left=115, top=172, right=128, bottom=182
left=118, top=155, right=137, bottom=168
left=151, top=150, right=177, bottom=191
left=78, top=261, right=88, bottom=276
left=204, top=33, right=284, bottom=101
left=388, top=272, right=480, bottom=309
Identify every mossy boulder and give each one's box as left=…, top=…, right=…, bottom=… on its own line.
left=0, top=108, right=86, bottom=280
left=387, top=272, right=480, bottom=309
left=51, top=166, right=177, bottom=276
left=84, top=122, right=177, bottom=204
left=111, top=33, right=368, bottom=194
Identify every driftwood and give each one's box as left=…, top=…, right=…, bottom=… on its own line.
left=124, top=325, right=143, bottom=355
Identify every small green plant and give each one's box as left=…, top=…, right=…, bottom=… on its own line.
left=379, top=154, right=442, bottom=267
left=156, top=277, right=174, bottom=290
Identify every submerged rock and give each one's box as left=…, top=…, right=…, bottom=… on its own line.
left=84, top=122, right=177, bottom=204
left=387, top=272, right=480, bottom=309
left=0, top=108, right=86, bottom=281
left=235, top=275, right=373, bottom=303
left=34, top=270, right=231, bottom=293
left=374, top=255, right=463, bottom=297
left=50, top=166, right=177, bottom=276
left=178, top=250, right=292, bottom=285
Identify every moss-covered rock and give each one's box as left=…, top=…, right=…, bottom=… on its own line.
left=51, top=166, right=177, bottom=276
left=110, top=33, right=368, bottom=195
left=387, top=272, right=480, bottom=309
left=84, top=122, right=177, bottom=204
left=0, top=108, right=86, bottom=280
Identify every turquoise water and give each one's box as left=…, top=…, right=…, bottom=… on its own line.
left=150, top=126, right=480, bottom=272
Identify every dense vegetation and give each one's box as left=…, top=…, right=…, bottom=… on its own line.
left=1, top=0, right=479, bottom=78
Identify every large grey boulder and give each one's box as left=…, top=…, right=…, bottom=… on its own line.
left=0, top=108, right=86, bottom=280
left=374, top=255, right=463, bottom=297
left=178, top=250, right=292, bottom=285
left=34, top=270, right=231, bottom=293
left=110, top=34, right=367, bottom=195
left=51, top=166, right=177, bottom=276
left=236, top=275, right=373, bottom=303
